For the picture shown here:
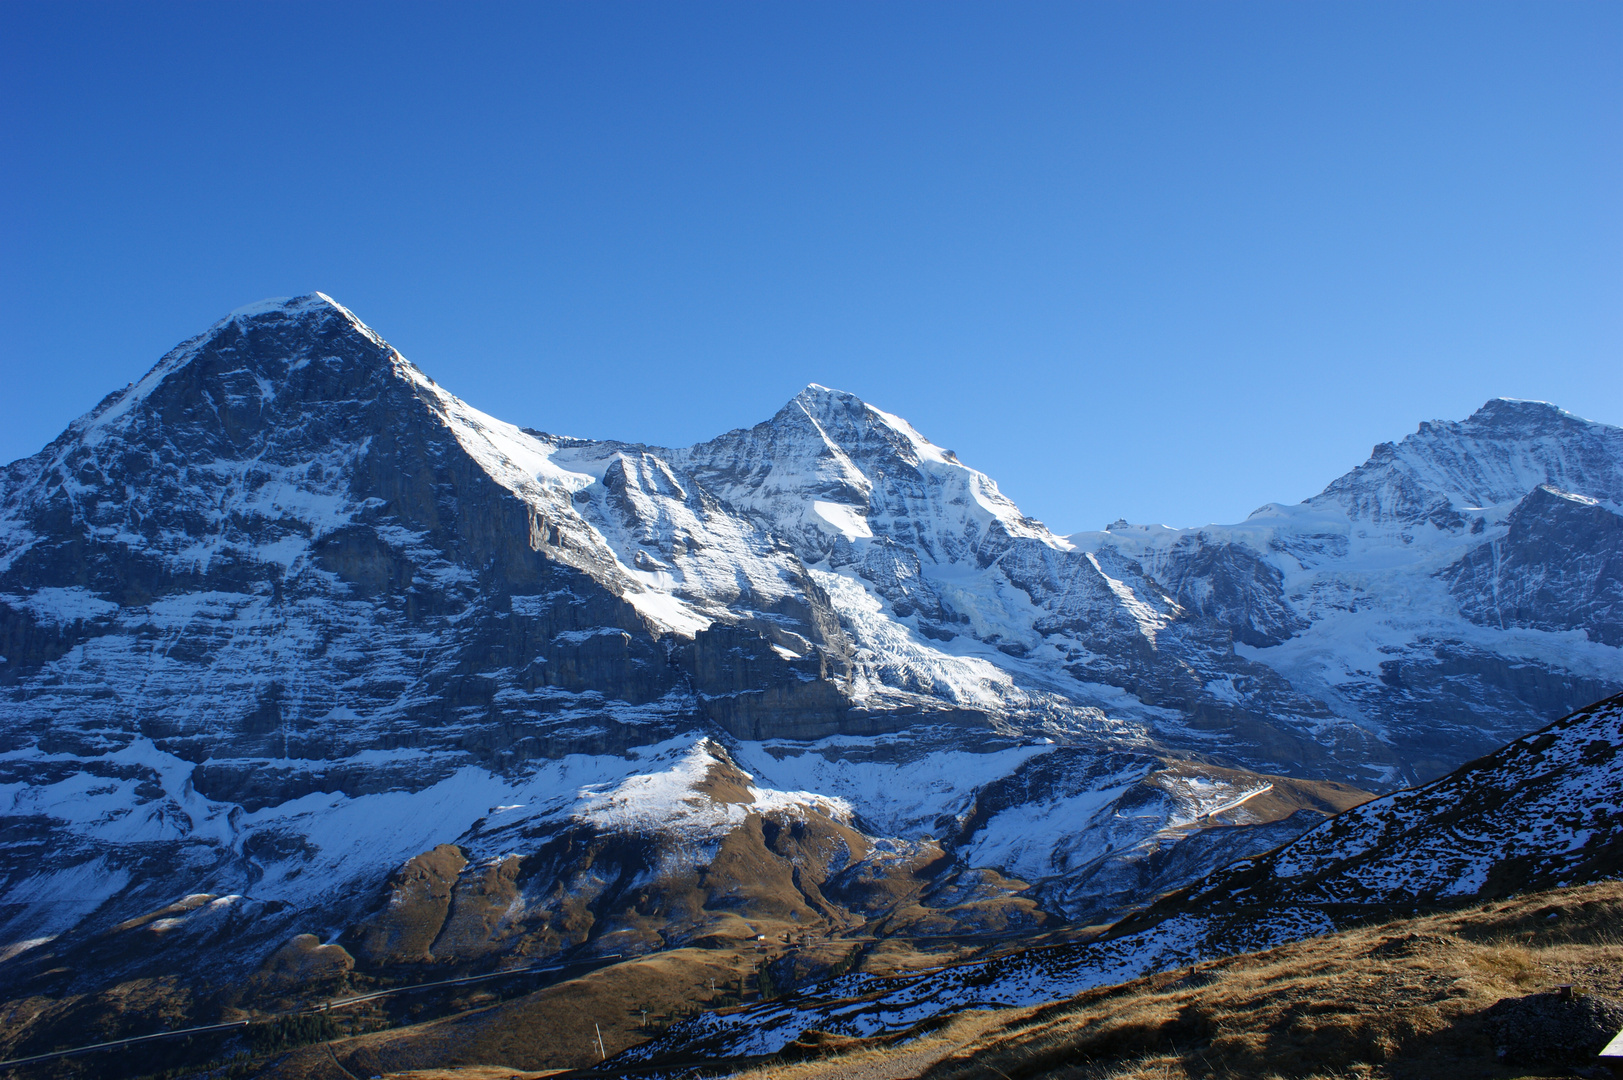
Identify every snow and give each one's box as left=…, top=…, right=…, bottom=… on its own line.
left=1084, top=552, right=1174, bottom=644
left=10, top=586, right=119, bottom=624
left=735, top=737, right=1053, bottom=838
left=1187, top=782, right=1272, bottom=822
left=228, top=297, right=298, bottom=318
left=632, top=907, right=1235, bottom=1060
left=963, top=776, right=1137, bottom=879
left=1543, top=487, right=1601, bottom=506
left=623, top=588, right=713, bottom=637
left=639, top=702, right=1623, bottom=1064
left=0, top=858, right=132, bottom=942
left=0, top=935, right=56, bottom=964
left=245, top=766, right=515, bottom=901
left=574, top=739, right=854, bottom=842
left=0, top=732, right=874, bottom=915
left=807, top=567, right=1048, bottom=714
left=812, top=501, right=873, bottom=540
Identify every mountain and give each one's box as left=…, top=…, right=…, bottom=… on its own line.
left=630, top=691, right=1623, bottom=1062
left=1081, top=398, right=1623, bottom=782
left=0, top=295, right=1617, bottom=1023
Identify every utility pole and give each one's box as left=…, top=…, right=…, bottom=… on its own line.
left=595, top=1022, right=606, bottom=1062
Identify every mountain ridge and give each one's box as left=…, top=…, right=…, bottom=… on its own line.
left=0, top=295, right=1617, bottom=1034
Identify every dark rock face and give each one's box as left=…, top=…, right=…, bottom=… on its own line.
left=1341, top=639, right=1621, bottom=780
left=0, top=297, right=708, bottom=959
left=1446, top=485, right=1623, bottom=646
left=1484, top=989, right=1623, bottom=1065
left=688, top=623, right=852, bottom=740
left=1150, top=534, right=1308, bottom=648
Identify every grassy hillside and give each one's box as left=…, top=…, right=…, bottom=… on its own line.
left=716, top=879, right=1623, bottom=1080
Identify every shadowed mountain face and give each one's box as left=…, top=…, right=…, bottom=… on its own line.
left=0, top=296, right=1617, bottom=1002
left=1445, top=483, right=1623, bottom=646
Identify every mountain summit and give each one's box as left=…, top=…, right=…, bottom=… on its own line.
left=1311, top=396, right=1622, bottom=525
left=1, top=297, right=1618, bottom=1026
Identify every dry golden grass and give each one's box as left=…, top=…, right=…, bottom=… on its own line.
left=257, top=933, right=976, bottom=1080
left=0, top=975, right=199, bottom=1062
left=1151, top=762, right=1374, bottom=824
left=255, top=945, right=766, bottom=1078
left=252, top=881, right=1623, bottom=1080
left=726, top=1011, right=1006, bottom=1080
left=724, top=880, right=1623, bottom=1080
left=369, top=1069, right=565, bottom=1080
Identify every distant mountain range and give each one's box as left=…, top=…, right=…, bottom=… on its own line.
left=1, top=294, right=1617, bottom=1005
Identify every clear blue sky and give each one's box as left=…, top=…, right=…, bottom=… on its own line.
left=3, top=2, right=1619, bottom=532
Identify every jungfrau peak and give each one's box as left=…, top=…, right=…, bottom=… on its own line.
left=0, top=296, right=1619, bottom=1009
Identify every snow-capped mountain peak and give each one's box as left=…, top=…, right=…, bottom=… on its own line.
left=0, top=297, right=1618, bottom=1012
left=677, top=383, right=1057, bottom=564
left=787, top=382, right=959, bottom=472
left=1310, top=397, right=1622, bottom=526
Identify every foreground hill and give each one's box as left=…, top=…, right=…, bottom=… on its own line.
left=0, top=295, right=1617, bottom=1049
left=629, top=692, right=1623, bottom=1062
left=711, top=880, right=1623, bottom=1080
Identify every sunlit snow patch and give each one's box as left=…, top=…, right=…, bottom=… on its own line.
left=573, top=740, right=853, bottom=842
left=812, top=501, right=873, bottom=540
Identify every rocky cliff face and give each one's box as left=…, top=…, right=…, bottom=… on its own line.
left=0, top=295, right=1617, bottom=1002
left=1445, top=484, right=1623, bottom=646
